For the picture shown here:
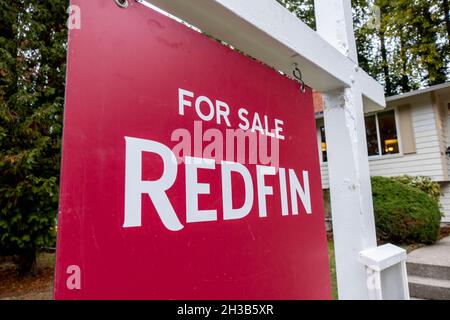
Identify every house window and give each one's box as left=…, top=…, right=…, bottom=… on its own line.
left=378, top=110, right=399, bottom=155
left=320, top=126, right=327, bottom=162
left=365, top=115, right=379, bottom=156
left=320, top=110, right=399, bottom=162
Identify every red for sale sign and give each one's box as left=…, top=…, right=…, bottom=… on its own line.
left=55, top=0, right=331, bottom=299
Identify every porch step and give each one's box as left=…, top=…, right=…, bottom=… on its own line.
left=407, top=262, right=450, bottom=281
left=408, top=276, right=450, bottom=300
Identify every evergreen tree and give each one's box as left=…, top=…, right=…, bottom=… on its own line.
left=0, top=0, right=68, bottom=275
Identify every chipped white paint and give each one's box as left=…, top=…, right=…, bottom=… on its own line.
left=315, top=0, right=358, bottom=62
left=322, top=85, right=378, bottom=299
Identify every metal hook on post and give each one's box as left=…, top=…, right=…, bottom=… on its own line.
left=115, top=0, right=129, bottom=8
left=293, top=63, right=306, bottom=93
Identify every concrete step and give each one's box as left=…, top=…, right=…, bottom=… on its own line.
left=407, top=262, right=450, bottom=281
left=408, top=276, right=450, bottom=300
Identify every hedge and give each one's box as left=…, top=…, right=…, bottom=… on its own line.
left=371, top=176, right=442, bottom=244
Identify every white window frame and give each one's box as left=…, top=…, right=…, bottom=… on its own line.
left=367, top=109, right=401, bottom=159
left=317, top=121, right=327, bottom=164
left=319, top=108, right=401, bottom=163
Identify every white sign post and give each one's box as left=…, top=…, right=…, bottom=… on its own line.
left=315, top=0, right=409, bottom=300
left=138, top=0, right=410, bottom=299
left=315, top=0, right=378, bottom=299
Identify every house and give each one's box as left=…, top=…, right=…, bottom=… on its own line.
left=315, top=83, right=450, bottom=224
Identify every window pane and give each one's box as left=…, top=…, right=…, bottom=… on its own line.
left=378, top=110, right=399, bottom=155
left=320, top=126, right=327, bottom=162
left=365, top=115, right=379, bottom=156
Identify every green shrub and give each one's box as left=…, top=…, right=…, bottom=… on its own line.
left=371, top=176, right=442, bottom=244
left=392, top=175, right=441, bottom=202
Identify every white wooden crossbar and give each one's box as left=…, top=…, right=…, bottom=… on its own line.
left=139, top=0, right=385, bottom=111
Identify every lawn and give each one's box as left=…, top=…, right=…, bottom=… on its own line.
left=328, top=240, right=338, bottom=300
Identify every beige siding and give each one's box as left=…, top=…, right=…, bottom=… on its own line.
left=447, top=111, right=450, bottom=174
left=319, top=94, right=446, bottom=189
left=320, top=164, right=329, bottom=187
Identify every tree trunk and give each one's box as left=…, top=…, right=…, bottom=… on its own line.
left=443, top=0, right=450, bottom=41
left=399, top=33, right=410, bottom=93
left=16, top=248, right=38, bottom=277
left=379, top=30, right=393, bottom=95
left=418, top=6, right=447, bottom=85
